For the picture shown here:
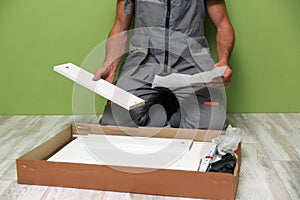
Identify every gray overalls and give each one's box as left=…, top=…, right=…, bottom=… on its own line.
left=100, top=0, right=227, bottom=130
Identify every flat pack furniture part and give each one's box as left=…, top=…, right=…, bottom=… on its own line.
left=152, top=66, right=226, bottom=88
left=54, top=63, right=145, bottom=110
left=48, top=135, right=212, bottom=171
left=49, top=134, right=193, bottom=170
left=17, top=123, right=241, bottom=200
left=199, top=143, right=218, bottom=172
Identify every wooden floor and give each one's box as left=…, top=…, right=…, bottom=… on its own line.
left=0, top=114, right=299, bottom=200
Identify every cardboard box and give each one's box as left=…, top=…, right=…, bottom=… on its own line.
left=16, top=123, right=241, bottom=200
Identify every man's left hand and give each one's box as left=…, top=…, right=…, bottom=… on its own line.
left=206, top=63, right=233, bottom=87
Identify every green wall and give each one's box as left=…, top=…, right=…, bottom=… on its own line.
left=0, top=0, right=299, bottom=115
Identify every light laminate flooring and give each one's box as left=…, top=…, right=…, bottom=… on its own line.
left=0, top=114, right=299, bottom=200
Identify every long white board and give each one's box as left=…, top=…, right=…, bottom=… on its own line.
left=54, top=63, right=145, bottom=110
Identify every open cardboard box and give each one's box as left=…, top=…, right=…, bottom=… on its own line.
left=16, top=123, right=241, bottom=200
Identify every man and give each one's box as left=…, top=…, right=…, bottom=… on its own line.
left=93, top=0, right=234, bottom=129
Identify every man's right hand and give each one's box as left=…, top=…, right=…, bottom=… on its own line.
left=93, top=66, right=116, bottom=83
left=92, top=0, right=133, bottom=84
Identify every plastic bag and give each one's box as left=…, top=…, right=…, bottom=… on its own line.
left=212, top=125, right=241, bottom=155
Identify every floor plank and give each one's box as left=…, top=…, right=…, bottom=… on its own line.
left=0, top=160, right=16, bottom=181
left=236, top=143, right=291, bottom=200
left=0, top=181, right=47, bottom=200
left=41, top=186, right=102, bottom=200
left=272, top=161, right=300, bottom=200
left=246, top=114, right=300, bottom=161
left=0, top=181, right=13, bottom=197
left=284, top=113, right=300, bottom=132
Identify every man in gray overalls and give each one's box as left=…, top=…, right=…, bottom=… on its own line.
left=94, top=0, right=235, bottom=130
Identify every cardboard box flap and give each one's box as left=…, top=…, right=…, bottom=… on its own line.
left=72, top=123, right=224, bottom=142
left=17, top=126, right=72, bottom=160
left=17, top=159, right=236, bottom=200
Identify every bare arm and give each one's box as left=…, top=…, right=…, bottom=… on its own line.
left=206, top=0, right=235, bottom=86
left=93, top=0, right=134, bottom=82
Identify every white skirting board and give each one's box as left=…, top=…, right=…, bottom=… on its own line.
left=53, top=63, right=145, bottom=110
left=48, top=135, right=212, bottom=171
